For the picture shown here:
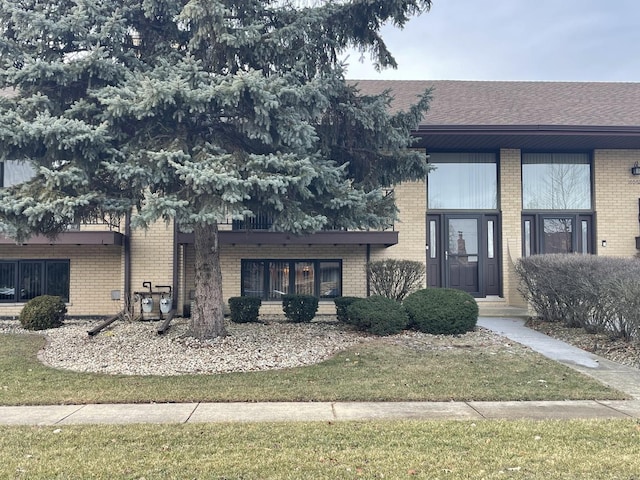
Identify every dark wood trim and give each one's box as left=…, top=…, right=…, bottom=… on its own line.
left=0, top=231, right=125, bottom=246
left=177, top=230, right=398, bottom=246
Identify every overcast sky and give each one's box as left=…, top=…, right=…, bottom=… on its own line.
left=344, top=0, right=640, bottom=82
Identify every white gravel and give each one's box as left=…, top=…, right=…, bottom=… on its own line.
left=0, top=317, right=527, bottom=376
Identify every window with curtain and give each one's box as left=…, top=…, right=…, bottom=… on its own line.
left=427, top=152, right=498, bottom=209
left=241, top=259, right=342, bottom=300
left=522, top=153, right=591, bottom=210
left=0, top=260, right=70, bottom=302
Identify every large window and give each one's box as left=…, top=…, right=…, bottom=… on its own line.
left=522, top=153, right=593, bottom=256
left=0, top=260, right=70, bottom=302
left=241, top=259, right=341, bottom=300
left=522, top=153, right=591, bottom=209
left=428, top=152, right=498, bottom=209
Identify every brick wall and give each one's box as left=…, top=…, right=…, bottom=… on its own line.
left=594, top=149, right=640, bottom=257
left=499, top=148, right=527, bottom=307
left=182, top=243, right=369, bottom=316
left=129, top=220, right=175, bottom=300
left=0, top=244, right=123, bottom=317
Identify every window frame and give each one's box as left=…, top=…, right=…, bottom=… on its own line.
left=522, top=213, right=593, bottom=256
left=241, top=259, right=343, bottom=300
left=0, top=259, right=70, bottom=303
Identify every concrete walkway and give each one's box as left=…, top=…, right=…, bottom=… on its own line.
left=2, top=317, right=640, bottom=425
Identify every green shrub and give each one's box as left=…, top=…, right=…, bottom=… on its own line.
left=19, top=295, right=67, bottom=331
left=282, top=294, right=319, bottom=323
left=346, top=296, right=408, bottom=336
left=333, top=296, right=361, bottom=323
left=366, top=259, right=425, bottom=301
left=404, top=288, right=478, bottom=335
left=228, top=296, right=262, bottom=323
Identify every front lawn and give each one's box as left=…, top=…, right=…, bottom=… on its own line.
left=0, top=332, right=626, bottom=405
left=2, top=420, right=640, bottom=479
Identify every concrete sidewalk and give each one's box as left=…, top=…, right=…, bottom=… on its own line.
left=2, top=317, right=640, bottom=425
left=2, top=400, right=640, bottom=425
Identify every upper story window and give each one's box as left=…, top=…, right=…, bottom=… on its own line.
left=1, top=160, right=36, bottom=187
left=428, top=152, right=497, bottom=210
left=522, top=153, right=591, bottom=210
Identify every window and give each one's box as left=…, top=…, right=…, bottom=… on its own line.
left=241, top=259, right=342, bottom=300
left=522, top=214, right=593, bottom=256
left=522, top=153, right=593, bottom=256
left=1, top=160, right=36, bottom=187
left=428, top=152, right=497, bottom=209
left=0, top=260, right=70, bottom=302
left=522, top=153, right=591, bottom=210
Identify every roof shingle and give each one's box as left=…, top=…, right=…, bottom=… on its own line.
left=352, top=80, right=640, bottom=128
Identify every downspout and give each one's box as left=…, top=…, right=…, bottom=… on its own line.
left=366, top=243, right=371, bottom=297
left=172, top=220, right=179, bottom=310
left=123, top=211, right=131, bottom=315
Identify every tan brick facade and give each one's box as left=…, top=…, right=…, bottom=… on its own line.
left=5, top=148, right=640, bottom=318
left=499, top=149, right=527, bottom=307
left=0, top=244, right=123, bottom=318
left=594, top=150, right=640, bottom=257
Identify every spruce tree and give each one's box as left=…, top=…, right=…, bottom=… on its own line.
left=0, top=0, right=432, bottom=338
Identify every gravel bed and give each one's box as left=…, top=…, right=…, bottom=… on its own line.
left=0, top=316, right=528, bottom=376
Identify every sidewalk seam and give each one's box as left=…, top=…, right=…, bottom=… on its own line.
left=184, top=402, right=200, bottom=424
left=594, top=400, right=635, bottom=418
left=465, top=402, right=487, bottom=419
left=54, top=404, right=87, bottom=425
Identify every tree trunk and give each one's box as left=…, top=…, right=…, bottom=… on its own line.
left=189, top=222, right=227, bottom=339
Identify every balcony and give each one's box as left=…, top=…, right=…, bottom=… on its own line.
left=178, top=213, right=398, bottom=247
left=0, top=217, right=125, bottom=246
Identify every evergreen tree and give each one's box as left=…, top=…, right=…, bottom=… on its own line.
left=0, top=0, right=432, bottom=338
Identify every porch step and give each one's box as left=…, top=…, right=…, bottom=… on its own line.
left=477, top=301, right=530, bottom=318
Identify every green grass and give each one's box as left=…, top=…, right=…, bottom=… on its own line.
left=2, top=420, right=640, bottom=479
left=0, top=333, right=626, bottom=405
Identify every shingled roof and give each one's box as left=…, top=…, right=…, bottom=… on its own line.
left=352, top=80, right=640, bottom=127
left=352, top=80, right=640, bottom=150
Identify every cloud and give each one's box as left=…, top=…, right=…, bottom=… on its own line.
left=344, top=0, right=640, bottom=81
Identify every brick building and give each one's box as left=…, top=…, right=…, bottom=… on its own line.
left=2, top=80, right=640, bottom=317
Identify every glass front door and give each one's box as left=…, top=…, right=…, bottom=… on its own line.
left=447, top=218, right=479, bottom=294
left=427, top=214, right=501, bottom=297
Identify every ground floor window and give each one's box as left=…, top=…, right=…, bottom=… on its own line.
left=241, top=259, right=342, bottom=300
left=0, top=260, right=70, bottom=302
left=522, top=214, right=593, bottom=256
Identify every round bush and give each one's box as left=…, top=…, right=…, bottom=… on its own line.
left=403, top=288, right=478, bottom=335
left=346, top=296, right=408, bottom=336
left=333, top=296, right=362, bottom=324
left=228, top=296, right=262, bottom=323
left=19, top=295, right=67, bottom=331
left=282, top=294, right=319, bottom=323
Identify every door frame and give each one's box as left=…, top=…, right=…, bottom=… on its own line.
left=427, top=212, right=502, bottom=297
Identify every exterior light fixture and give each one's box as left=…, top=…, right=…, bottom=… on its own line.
left=632, top=162, right=640, bottom=176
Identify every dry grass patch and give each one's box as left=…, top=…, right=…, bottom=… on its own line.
left=2, top=420, right=640, bottom=479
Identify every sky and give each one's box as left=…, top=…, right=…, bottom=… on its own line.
left=343, top=0, right=640, bottom=82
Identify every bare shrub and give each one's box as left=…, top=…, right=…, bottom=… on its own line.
left=516, top=254, right=640, bottom=341
left=366, top=259, right=425, bottom=301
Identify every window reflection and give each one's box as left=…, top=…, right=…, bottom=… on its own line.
left=543, top=218, right=573, bottom=254
left=522, top=153, right=591, bottom=210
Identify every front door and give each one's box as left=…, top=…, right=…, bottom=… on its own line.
left=447, top=217, right=479, bottom=294
left=427, top=214, right=500, bottom=297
